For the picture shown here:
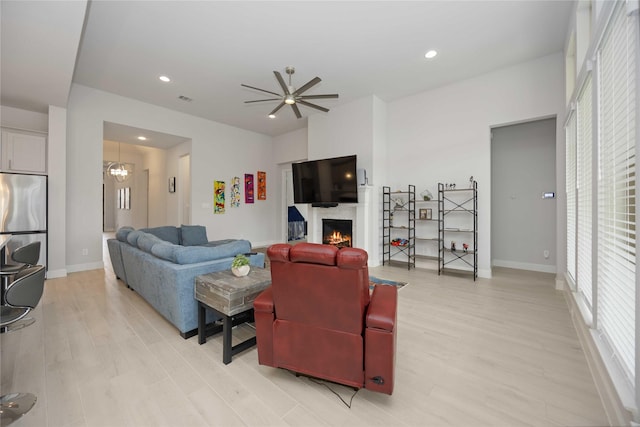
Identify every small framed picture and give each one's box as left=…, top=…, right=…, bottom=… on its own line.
left=419, top=208, right=433, bottom=220
left=426, top=208, right=432, bottom=220
left=169, top=177, right=176, bottom=193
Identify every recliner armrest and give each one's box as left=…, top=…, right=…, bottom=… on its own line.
left=254, top=287, right=275, bottom=367
left=366, top=285, right=397, bottom=332
left=254, top=287, right=274, bottom=313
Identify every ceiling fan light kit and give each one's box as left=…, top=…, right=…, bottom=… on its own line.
left=242, top=66, right=338, bottom=119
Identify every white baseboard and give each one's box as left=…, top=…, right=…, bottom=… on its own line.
left=492, top=259, right=556, bottom=274
left=46, top=268, right=67, bottom=279
left=66, top=261, right=104, bottom=273
left=478, top=269, right=491, bottom=279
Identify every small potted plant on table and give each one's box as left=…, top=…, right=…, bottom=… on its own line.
left=231, top=254, right=250, bottom=277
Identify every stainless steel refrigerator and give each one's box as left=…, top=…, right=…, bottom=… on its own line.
left=0, top=172, right=47, bottom=270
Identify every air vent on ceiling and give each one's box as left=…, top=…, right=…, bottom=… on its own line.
left=178, top=95, right=192, bottom=102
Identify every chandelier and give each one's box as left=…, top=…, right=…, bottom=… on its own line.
left=107, top=142, right=132, bottom=182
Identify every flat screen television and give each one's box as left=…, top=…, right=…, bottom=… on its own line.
left=292, top=155, right=358, bottom=207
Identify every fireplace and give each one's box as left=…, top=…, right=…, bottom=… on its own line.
left=308, top=186, right=374, bottom=266
left=322, top=219, right=353, bottom=248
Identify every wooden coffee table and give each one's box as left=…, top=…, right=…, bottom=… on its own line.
left=195, top=267, right=271, bottom=364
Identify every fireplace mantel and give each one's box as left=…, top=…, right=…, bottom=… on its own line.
left=307, top=186, right=376, bottom=265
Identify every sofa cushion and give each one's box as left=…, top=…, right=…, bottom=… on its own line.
left=137, top=232, right=164, bottom=253
left=203, top=239, right=236, bottom=247
left=116, top=226, right=135, bottom=242
left=151, top=243, right=180, bottom=263
left=127, top=230, right=144, bottom=246
left=180, top=225, right=208, bottom=246
left=141, top=226, right=181, bottom=245
left=172, top=240, right=251, bottom=265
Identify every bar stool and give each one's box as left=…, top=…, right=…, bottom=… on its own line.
left=0, top=265, right=45, bottom=425
left=0, top=242, right=41, bottom=300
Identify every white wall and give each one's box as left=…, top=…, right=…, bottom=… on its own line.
left=308, top=96, right=376, bottom=173
left=273, top=127, right=307, bottom=164
left=387, top=53, right=566, bottom=278
left=142, top=146, right=168, bottom=227
left=67, top=84, right=278, bottom=271
left=372, top=97, right=388, bottom=188
left=47, top=106, right=67, bottom=278
left=187, top=133, right=275, bottom=247
left=0, top=105, right=48, bottom=132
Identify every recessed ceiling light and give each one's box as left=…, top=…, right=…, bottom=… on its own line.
left=268, top=114, right=276, bottom=119
left=425, top=50, right=438, bottom=59
left=137, top=136, right=147, bottom=141
left=159, top=75, right=171, bottom=82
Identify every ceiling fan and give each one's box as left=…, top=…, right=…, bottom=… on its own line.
left=242, top=66, right=338, bottom=119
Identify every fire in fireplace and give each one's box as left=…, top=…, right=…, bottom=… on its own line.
left=322, top=219, right=353, bottom=248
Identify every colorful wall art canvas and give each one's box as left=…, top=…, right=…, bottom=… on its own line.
left=214, top=180, right=225, bottom=214
left=231, top=176, right=241, bottom=207
left=245, top=174, right=254, bottom=204
left=257, top=171, right=266, bottom=200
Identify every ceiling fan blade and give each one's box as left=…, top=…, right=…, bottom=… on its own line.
left=298, top=94, right=339, bottom=100
left=269, top=102, right=286, bottom=116
left=241, top=84, right=281, bottom=97
left=294, top=77, right=321, bottom=96
left=273, top=71, right=290, bottom=95
left=291, top=103, right=302, bottom=119
left=244, top=98, right=282, bottom=103
left=297, top=100, right=329, bottom=113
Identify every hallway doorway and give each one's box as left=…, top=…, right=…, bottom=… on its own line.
left=491, top=118, right=557, bottom=273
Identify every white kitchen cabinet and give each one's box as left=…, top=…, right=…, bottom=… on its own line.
left=1, top=129, right=47, bottom=173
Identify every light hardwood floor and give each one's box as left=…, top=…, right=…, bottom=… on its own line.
left=1, top=244, right=611, bottom=426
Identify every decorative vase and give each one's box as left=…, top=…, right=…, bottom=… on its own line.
left=232, top=265, right=250, bottom=277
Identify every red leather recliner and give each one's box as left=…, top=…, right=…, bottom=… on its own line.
left=254, top=242, right=397, bottom=395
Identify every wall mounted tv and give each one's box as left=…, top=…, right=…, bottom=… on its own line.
left=292, top=155, right=358, bottom=207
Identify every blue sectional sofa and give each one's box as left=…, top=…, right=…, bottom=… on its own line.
left=107, top=225, right=265, bottom=338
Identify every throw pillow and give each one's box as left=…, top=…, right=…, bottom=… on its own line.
left=126, top=230, right=144, bottom=246
left=137, top=232, right=163, bottom=253
left=203, top=239, right=235, bottom=247
left=173, top=240, right=252, bottom=265
left=151, top=243, right=180, bottom=263
left=116, top=226, right=134, bottom=242
left=181, top=225, right=208, bottom=246
left=140, top=226, right=181, bottom=245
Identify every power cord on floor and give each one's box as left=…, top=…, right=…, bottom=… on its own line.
left=306, top=376, right=359, bottom=408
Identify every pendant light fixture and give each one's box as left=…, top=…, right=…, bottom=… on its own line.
left=107, top=142, right=132, bottom=182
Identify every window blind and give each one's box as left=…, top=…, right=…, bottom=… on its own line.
left=596, top=2, right=637, bottom=384
left=577, top=76, right=593, bottom=307
left=566, top=111, right=577, bottom=284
